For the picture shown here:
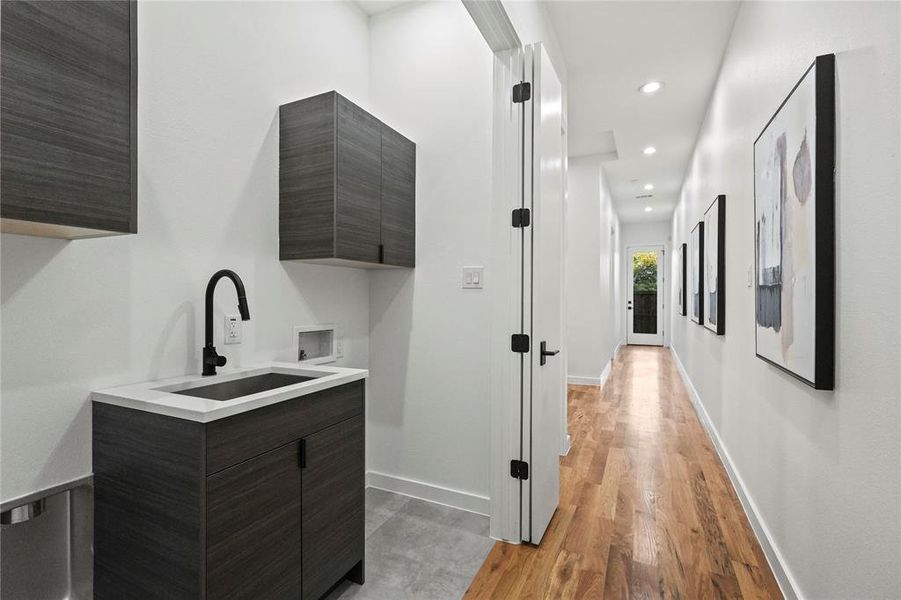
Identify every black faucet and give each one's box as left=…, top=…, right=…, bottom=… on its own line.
left=203, top=269, right=251, bottom=376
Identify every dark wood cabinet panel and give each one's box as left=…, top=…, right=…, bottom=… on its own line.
left=205, top=380, right=364, bottom=475
left=302, top=416, right=365, bottom=600
left=94, top=381, right=366, bottom=599
left=335, top=96, right=382, bottom=264
left=206, top=442, right=303, bottom=600
left=279, top=92, right=336, bottom=260
left=380, top=124, right=416, bottom=268
left=0, top=0, right=137, bottom=238
left=93, top=404, right=204, bottom=599
left=279, top=91, right=415, bottom=268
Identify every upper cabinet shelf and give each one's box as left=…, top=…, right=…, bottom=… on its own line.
left=0, top=0, right=138, bottom=239
left=279, top=92, right=415, bottom=268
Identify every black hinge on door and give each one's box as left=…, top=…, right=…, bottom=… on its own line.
left=511, top=334, right=530, bottom=353
left=511, top=208, right=531, bottom=228
left=378, top=244, right=385, bottom=264
left=510, top=459, right=529, bottom=480
left=299, top=439, right=307, bottom=469
left=512, top=82, right=531, bottom=103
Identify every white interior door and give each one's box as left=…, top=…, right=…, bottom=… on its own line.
left=522, top=43, right=563, bottom=545
left=626, top=246, right=664, bottom=346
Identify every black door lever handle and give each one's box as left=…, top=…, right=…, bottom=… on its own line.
left=539, top=341, right=559, bottom=366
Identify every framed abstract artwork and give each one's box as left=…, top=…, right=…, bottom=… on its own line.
left=690, top=222, right=704, bottom=324
left=753, top=54, right=835, bottom=390
left=703, top=195, right=726, bottom=335
left=677, top=243, right=687, bottom=317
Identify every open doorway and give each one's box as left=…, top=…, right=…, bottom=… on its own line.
left=626, top=245, right=664, bottom=345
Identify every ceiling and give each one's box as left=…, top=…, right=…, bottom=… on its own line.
left=545, top=1, right=739, bottom=223
left=355, top=0, right=410, bottom=16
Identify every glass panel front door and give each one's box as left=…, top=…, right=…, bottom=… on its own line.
left=627, top=246, right=664, bottom=345
left=632, top=251, right=659, bottom=334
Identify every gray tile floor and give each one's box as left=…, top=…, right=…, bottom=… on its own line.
left=326, top=488, right=494, bottom=600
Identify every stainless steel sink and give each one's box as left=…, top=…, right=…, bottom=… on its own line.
left=171, top=372, right=317, bottom=401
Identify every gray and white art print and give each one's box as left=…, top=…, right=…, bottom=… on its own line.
left=678, top=243, right=687, bottom=316
left=690, top=223, right=703, bottom=324
left=703, top=196, right=725, bottom=334
left=754, top=62, right=819, bottom=382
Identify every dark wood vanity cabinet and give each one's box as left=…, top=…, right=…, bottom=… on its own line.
left=302, top=416, right=365, bottom=600
left=279, top=91, right=415, bottom=268
left=0, top=0, right=137, bottom=239
left=93, top=381, right=365, bottom=600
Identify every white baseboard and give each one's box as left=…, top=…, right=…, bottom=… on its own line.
left=569, top=344, right=622, bottom=389
left=598, top=361, right=612, bottom=388
left=366, top=470, right=490, bottom=517
left=669, top=348, right=802, bottom=600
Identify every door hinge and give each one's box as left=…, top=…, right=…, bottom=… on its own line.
left=299, top=439, right=307, bottom=469
left=512, top=82, right=531, bottom=103
left=510, top=459, right=529, bottom=480
left=511, top=208, right=531, bottom=228
left=511, top=334, right=530, bottom=353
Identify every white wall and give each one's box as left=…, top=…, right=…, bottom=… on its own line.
left=621, top=218, right=672, bottom=346
left=565, top=156, right=621, bottom=384
left=365, top=1, right=494, bottom=512
left=670, top=2, right=900, bottom=598
left=0, top=1, right=373, bottom=502
left=502, top=0, right=567, bottom=87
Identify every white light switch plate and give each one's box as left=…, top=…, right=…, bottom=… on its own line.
left=462, top=266, right=484, bottom=289
left=224, top=314, right=242, bottom=344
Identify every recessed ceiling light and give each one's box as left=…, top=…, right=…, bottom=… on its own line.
left=645, top=206, right=653, bottom=212
left=644, top=183, right=654, bottom=191
left=643, top=146, right=657, bottom=155
left=639, top=81, right=664, bottom=94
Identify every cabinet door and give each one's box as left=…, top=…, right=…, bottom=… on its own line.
left=335, top=96, right=381, bottom=264
left=1, top=0, right=136, bottom=237
left=302, top=416, right=365, bottom=600
left=380, top=125, right=416, bottom=267
left=207, top=442, right=302, bottom=600
left=279, top=92, right=337, bottom=261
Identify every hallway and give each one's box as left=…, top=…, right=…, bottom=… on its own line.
left=465, top=346, right=782, bottom=598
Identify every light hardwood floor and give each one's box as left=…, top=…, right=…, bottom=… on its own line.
left=464, top=346, right=782, bottom=599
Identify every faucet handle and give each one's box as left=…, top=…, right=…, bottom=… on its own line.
left=202, top=345, right=227, bottom=376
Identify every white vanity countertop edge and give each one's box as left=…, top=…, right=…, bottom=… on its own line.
left=91, top=363, right=368, bottom=423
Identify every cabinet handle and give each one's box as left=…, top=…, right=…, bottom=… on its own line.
left=378, top=244, right=384, bottom=264
left=299, top=439, right=306, bottom=469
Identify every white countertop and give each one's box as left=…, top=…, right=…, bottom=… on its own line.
left=92, top=363, right=368, bottom=422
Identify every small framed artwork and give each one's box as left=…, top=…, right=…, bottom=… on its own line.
left=677, top=243, right=687, bottom=316
left=703, top=195, right=726, bottom=335
left=690, top=222, right=704, bottom=324
left=753, top=54, right=835, bottom=390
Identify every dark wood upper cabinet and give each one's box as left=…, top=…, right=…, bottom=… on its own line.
left=0, top=0, right=137, bottom=239
left=380, top=124, right=416, bottom=268
left=279, top=91, right=415, bottom=268
left=335, top=96, right=382, bottom=264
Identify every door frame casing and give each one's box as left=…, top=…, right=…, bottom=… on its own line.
left=625, top=244, right=666, bottom=347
